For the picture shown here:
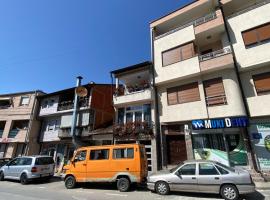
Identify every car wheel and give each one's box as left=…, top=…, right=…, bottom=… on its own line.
left=0, top=171, right=4, bottom=181
left=20, top=173, right=29, bottom=185
left=117, top=177, right=130, bottom=192
left=155, top=181, right=170, bottom=195
left=221, top=184, right=239, bottom=200
left=65, top=176, right=76, bottom=189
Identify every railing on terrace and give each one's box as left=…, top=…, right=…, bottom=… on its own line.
left=227, top=0, right=270, bottom=19
left=205, top=94, right=227, bottom=107
left=114, top=83, right=151, bottom=97
left=155, top=11, right=218, bottom=40
left=8, top=129, right=19, bottom=138
left=0, top=130, right=3, bottom=138
left=199, top=47, right=232, bottom=62
left=57, top=98, right=89, bottom=111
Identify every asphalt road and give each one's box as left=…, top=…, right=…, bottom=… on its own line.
left=0, top=177, right=269, bottom=200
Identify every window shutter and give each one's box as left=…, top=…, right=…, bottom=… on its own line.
left=162, top=47, right=181, bottom=66
left=181, top=43, right=194, bottom=60
left=167, top=88, right=178, bottom=105
left=177, top=82, right=200, bottom=104
left=203, top=78, right=226, bottom=106
left=253, top=72, right=270, bottom=95
left=257, top=24, right=270, bottom=42
left=242, top=29, right=258, bottom=46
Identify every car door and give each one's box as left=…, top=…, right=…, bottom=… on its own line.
left=197, top=162, right=222, bottom=193
left=169, top=163, right=198, bottom=192
left=4, top=158, right=19, bottom=178
left=72, top=150, right=87, bottom=182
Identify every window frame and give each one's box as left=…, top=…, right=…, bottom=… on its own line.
left=89, top=149, right=110, bottom=160
left=113, top=148, right=135, bottom=160
left=199, top=163, right=220, bottom=176
left=20, top=96, right=30, bottom=106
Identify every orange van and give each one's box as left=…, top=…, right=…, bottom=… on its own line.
left=62, top=144, right=148, bottom=192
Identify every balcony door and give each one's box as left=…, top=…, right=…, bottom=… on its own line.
left=118, top=104, right=151, bottom=124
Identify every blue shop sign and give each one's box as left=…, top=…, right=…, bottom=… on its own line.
left=192, top=117, right=249, bottom=130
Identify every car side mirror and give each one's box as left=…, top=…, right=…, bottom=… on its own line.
left=175, top=171, right=182, bottom=178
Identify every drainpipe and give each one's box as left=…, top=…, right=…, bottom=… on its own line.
left=218, top=1, right=257, bottom=171
left=150, top=27, right=163, bottom=170
left=24, top=90, right=38, bottom=156
left=110, top=72, right=115, bottom=144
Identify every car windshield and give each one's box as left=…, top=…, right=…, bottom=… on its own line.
left=216, top=162, right=235, bottom=172
left=169, top=162, right=183, bottom=173
left=35, top=157, right=54, bottom=165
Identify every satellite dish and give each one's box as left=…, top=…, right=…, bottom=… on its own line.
left=75, top=86, right=88, bottom=97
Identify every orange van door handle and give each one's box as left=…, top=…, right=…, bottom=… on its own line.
left=126, top=168, right=129, bottom=171
left=83, top=163, right=87, bottom=166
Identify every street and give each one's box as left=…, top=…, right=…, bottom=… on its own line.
left=0, top=178, right=269, bottom=200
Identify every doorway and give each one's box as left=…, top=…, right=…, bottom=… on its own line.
left=166, top=135, right=187, bottom=165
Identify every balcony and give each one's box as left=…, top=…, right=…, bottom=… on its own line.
left=205, top=94, right=227, bottom=107
left=113, top=121, right=154, bottom=140
left=8, top=129, right=19, bottom=138
left=199, top=47, right=234, bottom=72
left=58, top=127, right=91, bottom=138
left=57, top=98, right=89, bottom=111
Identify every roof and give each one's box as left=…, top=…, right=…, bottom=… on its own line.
left=110, top=61, right=152, bottom=75
left=0, top=90, right=45, bottom=97
left=150, top=0, right=198, bottom=26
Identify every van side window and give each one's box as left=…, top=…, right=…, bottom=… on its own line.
left=113, top=148, right=134, bottom=159
left=90, top=149, right=109, bottom=160
left=75, top=151, right=87, bottom=162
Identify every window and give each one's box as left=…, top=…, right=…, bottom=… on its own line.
left=162, top=42, right=195, bottom=66
left=20, top=158, right=32, bottom=165
left=42, top=100, right=48, bottom=109
left=20, top=96, right=30, bottom=106
left=253, top=72, right=270, bottom=95
left=199, top=163, right=219, bottom=175
left=215, top=165, right=229, bottom=175
left=242, top=22, right=270, bottom=47
left=203, top=78, right=227, bottom=106
left=113, top=148, right=134, bottom=159
left=167, top=82, right=200, bottom=105
left=90, top=149, right=109, bottom=160
left=35, top=157, right=54, bottom=165
left=74, top=151, right=87, bottom=162
left=178, top=164, right=196, bottom=175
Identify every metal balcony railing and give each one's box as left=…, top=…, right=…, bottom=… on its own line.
left=0, top=130, right=3, bottom=138
left=199, top=47, right=232, bottom=62
left=57, top=98, right=89, bottom=111
left=114, top=83, right=151, bottom=97
left=8, top=129, right=19, bottom=138
left=156, top=11, right=218, bottom=40
left=205, top=94, right=227, bottom=107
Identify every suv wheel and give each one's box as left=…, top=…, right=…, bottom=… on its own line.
left=65, top=176, right=76, bottom=189
left=0, top=171, right=4, bottom=181
left=221, top=184, right=239, bottom=200
left=20, top=173, right=29, bottom=185
left=117, top=177, right=130, bottom=192
left=155, top=181, right=170, bottom=195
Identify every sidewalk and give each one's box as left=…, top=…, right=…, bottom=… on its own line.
left=255, top=182, right=270, bottom=190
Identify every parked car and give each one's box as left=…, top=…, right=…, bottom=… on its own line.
left=0, top=158, right=11, bottom=168
left=62, top=144, right=148, bottom=192
left=0, top=155, right=55, bottom=184
left=147, top=160, right=255, bottom=200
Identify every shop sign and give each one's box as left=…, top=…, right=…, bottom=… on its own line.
left=192, top=117, right=248, bottom=130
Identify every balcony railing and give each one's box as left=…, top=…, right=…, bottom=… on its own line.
left=0, top=130, right=3, bottom=138
left=156, top=11, right=218, bottom=40
left=114, top=83, right=151, bottom=97
left=58, top=126, right=92, bottom=138
left=57, top=98, right=89, bottom=111
left=199, top=47, right=232, bottom=62
left=8, top=129, right=19, bottom=138
left=113, top=121, right=154, bottom=140
left=205, top=94, right=227, bottom=107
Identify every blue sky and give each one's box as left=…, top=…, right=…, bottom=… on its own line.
left=0, top=0, right=192, bottom=94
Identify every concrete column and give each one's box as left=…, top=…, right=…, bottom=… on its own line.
left=2, top=120, right=13, bottom=138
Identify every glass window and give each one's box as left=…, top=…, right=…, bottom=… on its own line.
left=21, top=158, right=32, bottom=165
left=126, top=113, right=133, bottom=123
left=113, top=148, right=134, bottom=159
left=178, top=164, right=196, bottom=175
left=74, top=151, right=87, bottom=162
left=199, top=163, right=219, bottom=175
left=117, top=108, right=125, bottom=124
left=35, top=157, right=54, bottom=165
left=90, top=149, right=109, bottom=160
left=20, top=96, right=30, bottom=106
left=9, top=158, right=19, bottom=166
left=215, top=165, right=229, bottom=175
left=143, top=104, right=151, bottom=124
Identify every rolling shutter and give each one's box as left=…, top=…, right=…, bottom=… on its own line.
left=162, top=47, right=181, bottom=66
left=242, top=29, right=258, bottom=46
left=181, top=43, right=195, bottom=60
left=178, top=82, right=200, bottom=104
left=253, top=72, right=270, bottom=95
left=257, top=23, right=270, bottom=42
left=167, top=88, right=178, bottom=105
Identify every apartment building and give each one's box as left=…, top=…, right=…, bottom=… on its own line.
left=38, top=83, right=114, bottom=168
left=111, top=61, right=157, bottom=172
left=149, top=0, right=267, bottom=170
left=0, top=91, right=44, bottom=159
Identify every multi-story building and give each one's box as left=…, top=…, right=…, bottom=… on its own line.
left=38, top=83, right=114, bottom=168
left=149, top=0, right=270, bottom=172
left=0, top=91, right=44, bottom=159
left=111, top=61, right=158, bottom=172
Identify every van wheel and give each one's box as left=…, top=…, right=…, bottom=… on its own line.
left=20, top=173, right=29, bottom=185
left=155, top=181, right=170, bottom=195
left=0, top=172, right=4, bottom=181
left=220, top=184, right=239, bottom=200
left=117, top=177, right=130, bottom=192
left=65, top=176, right=76, bottom=189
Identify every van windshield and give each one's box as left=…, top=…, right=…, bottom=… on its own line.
left=35, top=157, right=54, bottom=165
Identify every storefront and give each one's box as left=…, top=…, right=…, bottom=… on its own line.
left=191, top=117, right=249, bottom=167
left=249, top=118, right=270, bottom=172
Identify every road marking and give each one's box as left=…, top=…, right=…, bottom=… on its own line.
left=105, top=193, right=128, bottom=197
left=38, top=187, right=46, bottom=189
